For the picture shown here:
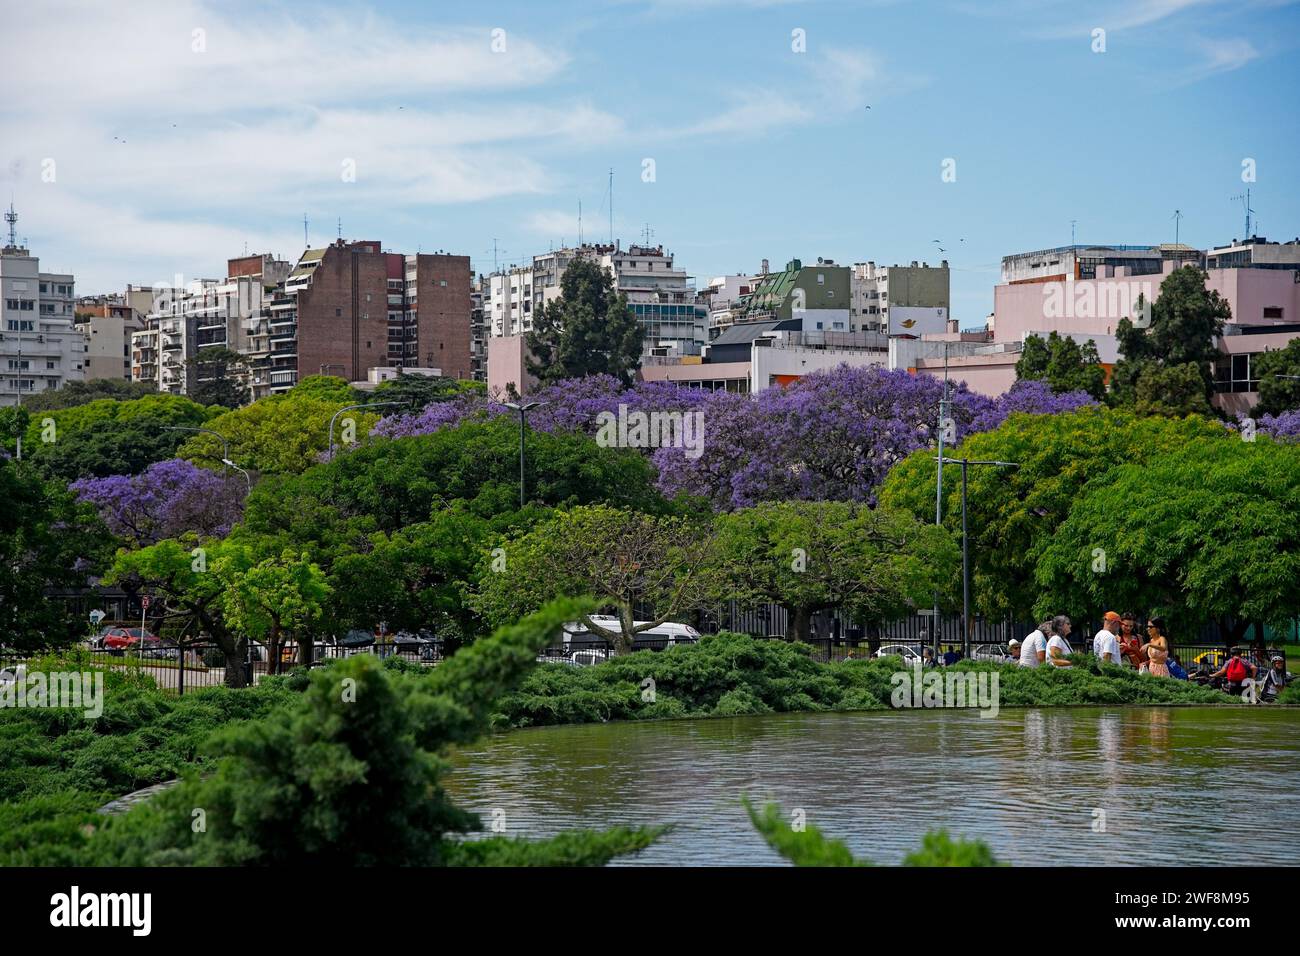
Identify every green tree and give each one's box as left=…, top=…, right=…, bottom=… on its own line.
left=0, top=459, right=113, bottom=649
left=1110, top=267, right=1230, bottom=414
left=21, top=393, right=218, bottom=481
left=217, top=546, right=331, bottom=672
left=290, top=374, right=361, bottom=404
left=1252, top=338, right=1300, bottom=416
left=475, top=505, right=716, bottom=654
left=187, top=346, right=249, bottom=409
left=1132, top=362, right=1216, bottom=418
left=178, top=394, right=380, bottom=476
left=104, top=538, right=250, bottom=686
left=82, top=598, right=664, bottom=865
left=525, top=258, right=642, bottom=386
left=372, top=370, right=484, bottom=411
left=1016, top=331, right=1106, bottom=399
left=878, top=406, right=1230, bottom=622
left=1033, top=436, right=1300, bottom=645
left=22, top=378, right=157, bottom=412
left=712, top=502, right=959, bottom=644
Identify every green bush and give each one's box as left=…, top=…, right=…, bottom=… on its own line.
left=492, top=636, right=1233, bottom=729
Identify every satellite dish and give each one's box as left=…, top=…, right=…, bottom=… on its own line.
left=89, top=609, right=106, bottom=625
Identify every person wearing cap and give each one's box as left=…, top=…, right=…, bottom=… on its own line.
left=1093, top=612, right=1124, bottom=665
left=1007, top=637, right=1022, bottom=664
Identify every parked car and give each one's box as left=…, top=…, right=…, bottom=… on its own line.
left=559, top=616, right=700, bottom=650
left=97, top=626, right=160, bottom=651
left=873, top=643, right=924, bottom=664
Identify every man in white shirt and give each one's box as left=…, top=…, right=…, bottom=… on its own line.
left=1018, top=622, right=1050, bottom=668
left=1092, top=611, right=1123, bottom=665
left=1045, top=615, right=1074, bottom=668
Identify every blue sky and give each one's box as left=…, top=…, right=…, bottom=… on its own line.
left=4, top=0, right=1298, bottom=322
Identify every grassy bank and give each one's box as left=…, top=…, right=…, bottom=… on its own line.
left=491, top=632, right=1240, bottom=728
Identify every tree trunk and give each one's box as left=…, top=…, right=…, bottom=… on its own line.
left=299, top=631, right=314, bottom=668
left=616, top=603, right=636, bottom=656
left=219, top=635, right=249, bottom=688
left=267, top=622, right=282, bottom=676
left=790, top=606, right=813, bottom=644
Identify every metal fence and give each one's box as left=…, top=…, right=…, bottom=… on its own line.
left=3, top=628, right=1288, bottom=694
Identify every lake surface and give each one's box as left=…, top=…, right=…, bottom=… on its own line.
left=446, top=707, right=1300, bottom=865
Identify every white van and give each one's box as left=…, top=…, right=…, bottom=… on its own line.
left=561, top=615, right=700, bottom=648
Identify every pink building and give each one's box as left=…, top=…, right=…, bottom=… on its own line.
left=916, top=238, right=1300, bottom=410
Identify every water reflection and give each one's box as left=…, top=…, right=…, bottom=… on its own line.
left=445, top=708, right=1300, bottom=866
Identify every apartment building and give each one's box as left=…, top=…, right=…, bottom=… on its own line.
left=851, top=260, right=951, bottom=333
left=75, top=292, right=147, bottom=381
left=285, top=240, right=473, bottom=390
left=1, top=211, right=83, bottom=407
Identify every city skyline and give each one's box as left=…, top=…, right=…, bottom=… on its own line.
left=3, top=0, right=1298, bottom=324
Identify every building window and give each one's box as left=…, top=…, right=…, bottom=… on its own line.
left=1264, top=307, right=1284, bottom=320
left=1214, top=353, right=1261, bottom=394
left=817, top=274, right=825, bottom=285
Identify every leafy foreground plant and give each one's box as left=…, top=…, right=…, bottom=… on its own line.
left=77, top=598, right=663, bottom=866
left=744, top=798, right=1003, bottom=867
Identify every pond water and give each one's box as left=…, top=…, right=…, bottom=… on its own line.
left=446, top=707, right=1300, bottom=865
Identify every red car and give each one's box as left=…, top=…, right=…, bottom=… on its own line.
left=96, top=626, right=160, bottom=650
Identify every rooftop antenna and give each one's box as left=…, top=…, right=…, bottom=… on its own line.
left=641, top=223, right=655, bottom=245
left=578, top=199, right=583, bottom=247
left=1070, top=219, right=1077, bottom=247
left=4, top=202, right=16, bottom=248
left=1172, top=209, right=1183, bottom=246
left=1230, top=190, right=1254, bottom=239
left=609, top=167, right=614, bottom=246
left=303, top=214, right=309, bottom=249
left=337, top=217, right=342, bottom=240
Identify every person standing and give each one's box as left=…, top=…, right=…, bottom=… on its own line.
left=1092, top=612, right=1124, bottom=665
left=1045, top=615, right=1074, bottom=668
left=1142, top=617, right=1171, bottom=678
left=1119, top=612, right=1145, bottom=667
left=1019, top=621, right=1050, bottom=668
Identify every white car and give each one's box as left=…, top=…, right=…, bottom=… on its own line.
left=873, top=643, right=924, bottom=664
left=560, top=616, right=700, bottom=648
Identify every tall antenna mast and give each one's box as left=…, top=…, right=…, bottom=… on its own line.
left=4, top=202, right=16, bottom=248
left=1172, top=209, right=1183, bottom=246
left=337, top=217, right=342, bottom=240
left=578, top=200, right=583, bottom=246
left=1230, top=190, right=1254, bottom=239
left=1070, top=219, right=1077, bottom=247
left=303, top=214, right=309, bottom=249
left=609, top=167, right=614, bottom=245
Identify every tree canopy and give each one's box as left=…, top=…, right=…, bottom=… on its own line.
left=1033, top=435, right=1300, bottom=643
left=525, top=258, right=643, bottom=386
left=1015, top=331, right=1106, bottom=400
left=878, top=405, right=1230, bottom=621
left=1252, top=337, right=1300, bottom=417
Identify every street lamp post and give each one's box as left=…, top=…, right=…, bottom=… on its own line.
left=498, top=401, right=545, bottom=508
left=327, top=401, right=407, bottom=462
left=221, top=458, right=252, bottom=493
left=163, top=425, right=231, bottom=472
left=936, top=456, right=1020, bottom=657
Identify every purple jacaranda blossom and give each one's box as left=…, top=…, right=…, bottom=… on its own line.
left=71, top=458, right=245, bottom=547
left=966, top=378, right=1098, bottom=435
left=1258, top=410, right=1300, bottom=442
left=369, top=366, right=1096, bottom=511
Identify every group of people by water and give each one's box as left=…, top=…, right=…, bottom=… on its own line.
left=1003, top=612, right=1291, bottom=701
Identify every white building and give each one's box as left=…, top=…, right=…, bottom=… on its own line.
left=851, top=260, right=951, bottom=333
left=1, top=209, right=83, bottom=407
